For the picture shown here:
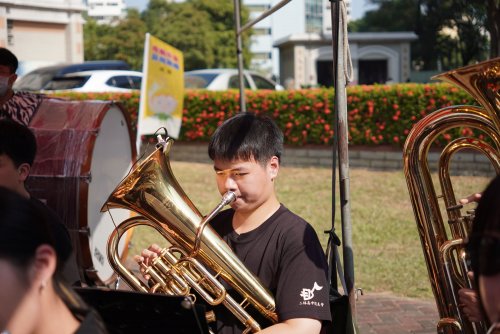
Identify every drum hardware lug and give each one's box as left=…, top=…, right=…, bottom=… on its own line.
left=78, top=226, right=90, bottom=236
left=82, top=173, right=92, bottom=183
left=85, top=267, right=98, bottom=276
left=114, top=276, right=121, bottom=290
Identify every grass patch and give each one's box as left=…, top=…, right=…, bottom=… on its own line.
left=126, top=161, right=491, bottom=299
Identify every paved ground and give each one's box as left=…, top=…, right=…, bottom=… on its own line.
left=355, top=292, right=439, bottom=334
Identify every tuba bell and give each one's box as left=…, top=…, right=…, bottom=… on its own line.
left=403, top=57, right=500, bottom=334
left=101, top=135, right=278, bottom=333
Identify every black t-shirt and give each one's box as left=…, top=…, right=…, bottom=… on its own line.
left=209, top=204, right=331, bottom=334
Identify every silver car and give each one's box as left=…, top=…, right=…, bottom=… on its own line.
left=185, top=69, right=284, bottom=91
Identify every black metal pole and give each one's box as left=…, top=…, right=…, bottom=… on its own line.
left=331, top=0, right=356, bottom=322
left=233, top=0, right=246, bottom=113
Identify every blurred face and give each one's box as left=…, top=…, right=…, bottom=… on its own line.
left=0, top=259, right=28, bottom=330
left=0, top=65, right=16, bottom=97
left=0, top=154, right=26, bottom=194
left=479, top=273, right=500, bottom=324
left=213, top=156, right=278, bottom=213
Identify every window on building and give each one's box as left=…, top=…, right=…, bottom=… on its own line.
left=253, top=28, right=271, bottom=36
left=7, top=20, right=13, bottom=46
left=305, top=0, right=322, bottom=33
left=253, top=52, right=272, bottom=60
left=247, top=4, right=270, bottom=13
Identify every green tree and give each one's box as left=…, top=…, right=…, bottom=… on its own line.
left=142, top=0, right=251, bottom=70
left=83, top=9, right=147, bottom=70
left=146, top=2, right=216, bottom=70
left=349, top=0, right=490, bottom=70
left=84, top=0, right=252, bottom=71
left=83, top=16, right=115, bottom=60
left=191, top=0, right=251, bottom=68
left=348, top=0, right=417, bottom=32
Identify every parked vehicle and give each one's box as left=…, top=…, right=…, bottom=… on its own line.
left=184, top=69, right=284, bottom=91
left=14, top=60, right=131, bottom=91
left=41, top=70, right=142, bottom=93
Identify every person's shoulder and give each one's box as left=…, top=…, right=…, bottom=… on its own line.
left=275, top=205, right=310, bottom=228
left=12, top=91, right=45, bottom=103
left=274, top=205, right=319, bottom=240
left=29, top=196, right=60, bottom=221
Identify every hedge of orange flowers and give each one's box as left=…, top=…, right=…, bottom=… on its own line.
left=49, top=83, right=477, bottom=147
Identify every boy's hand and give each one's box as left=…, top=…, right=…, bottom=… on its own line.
left=458, top=287, right=483, bottom=322
left=459, top=193, right=482, bottom=205
left=458, top=272, right=483, bottom=322
left=133, top=243, right=163, bottom=280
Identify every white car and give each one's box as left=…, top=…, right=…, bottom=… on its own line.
left=185, top=69, right=284, bottom=91
left=42, top=70, right=142, bottom=93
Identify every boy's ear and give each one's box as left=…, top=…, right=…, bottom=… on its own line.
left=9, top=74, right=18, bottom=86
left=17, top=163, right=31, bottom=182
left=268, top=156, right=280, bottom=179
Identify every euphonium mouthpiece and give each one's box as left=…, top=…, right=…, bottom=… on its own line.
left=221, top=191, right=237, bottom=206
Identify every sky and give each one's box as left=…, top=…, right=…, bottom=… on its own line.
left=123, top=0, right=377, bottom=21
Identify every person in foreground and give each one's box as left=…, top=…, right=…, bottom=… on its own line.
left=0, top=187, right=107, bottom=334
left=466, top=175, right=500, bottom=333
left=138, top=112, right=331, bottom=334
left=0, top=47, right=44, bottom=126
left=0, top=118, right=79, bottom=285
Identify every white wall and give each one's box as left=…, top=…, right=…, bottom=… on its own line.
left=0, top=0, right=85, bottom=64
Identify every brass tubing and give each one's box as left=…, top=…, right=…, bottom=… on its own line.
left=404, top=105, right=497, bottom=333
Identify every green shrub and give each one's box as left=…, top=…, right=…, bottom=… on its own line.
left=48, top=83, right=477, bottom=147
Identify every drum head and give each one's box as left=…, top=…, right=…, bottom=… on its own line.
left=88, top=104, right=134, bottom=284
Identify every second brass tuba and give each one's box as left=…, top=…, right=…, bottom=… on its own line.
left=403, top=58, right=500, bottom=333
left=102, top=135, right=278, bottom=333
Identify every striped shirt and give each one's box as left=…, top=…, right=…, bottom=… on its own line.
left=0, top=91, right=44, bottom=126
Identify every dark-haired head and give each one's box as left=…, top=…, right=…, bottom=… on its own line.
left=208, top=112, right=283, bottom=165
left=0, top=187, right=56, bottom=273
left=467, top=175, right=500, bottom=277
left=0, top=119, right=37, bottom=167
left=0, top=48, right=18, bottom=74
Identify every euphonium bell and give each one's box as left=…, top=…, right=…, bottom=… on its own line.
left=101, top=135, right=278, bottom=333
left=404, top=57, right=500, bottom=334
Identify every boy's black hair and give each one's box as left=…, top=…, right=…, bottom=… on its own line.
left=0, top=186, right=54, bottom=270
left=0, top=186, right=91, bottom=314
left=467, top=175, right=500, bottom=277
left=208, top=112, right=284, bottom=165
left=0, top=119, right=37, bottom=167
left=0, top=47, right=19, bottom=74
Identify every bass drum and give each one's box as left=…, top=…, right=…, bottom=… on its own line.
left=28, top=98, right=137, bottom=286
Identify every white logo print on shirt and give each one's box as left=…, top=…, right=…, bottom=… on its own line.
left=300, top=282, right=323, bottom=301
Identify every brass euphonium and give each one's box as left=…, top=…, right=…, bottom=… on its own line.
left=101, top=135, right=278, bottom=333
left=403, top=57, right=500, bottom=334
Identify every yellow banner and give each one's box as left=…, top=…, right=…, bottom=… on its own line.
left=137, top=33, right=184, bottom=144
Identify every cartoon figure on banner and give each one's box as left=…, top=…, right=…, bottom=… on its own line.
left=148, top=81, right=178, bottom=121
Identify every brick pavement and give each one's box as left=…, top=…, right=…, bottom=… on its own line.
left=355, top=292, right=439, bottom=334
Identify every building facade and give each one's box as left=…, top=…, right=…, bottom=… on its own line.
left=275, top=32, right=417, bottom=88
left=85, top=0, right=126, bottom=24
left=244, top=0, right=351, bottom=81
left=0, top=0, right=85, bottom=74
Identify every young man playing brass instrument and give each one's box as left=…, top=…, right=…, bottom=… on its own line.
left=137, top=112, right=331, bottom=333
